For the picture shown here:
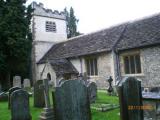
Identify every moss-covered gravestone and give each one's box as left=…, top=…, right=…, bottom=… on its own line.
left=10, top=89, right=31, bottom=120
left=53, top=80, right=91, bottom=120
left=8, top=87, right=21, bottom=109
left=34, top=80, right=45, bottom=107
left=118, top=77, right=143, bottom=120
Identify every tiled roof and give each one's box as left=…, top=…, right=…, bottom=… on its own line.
left=116, top=14, right=160, bottom=50
left=39, top=13, right=160, bottom=64
left=39, top=24, right=126, bottom=63
left=49, top=59, right=78, bottom=77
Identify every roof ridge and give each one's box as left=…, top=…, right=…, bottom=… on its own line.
left=48, top=13, right=160, bottom=46
left=56, top=22, right=129, bottom=44
left=112, top=24, right=129, bottom=50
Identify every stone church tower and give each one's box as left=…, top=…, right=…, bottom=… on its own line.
left=31, top=2, right=67, bottom=82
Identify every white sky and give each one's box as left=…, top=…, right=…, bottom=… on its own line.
left=26, top=0, right=160, bottom=34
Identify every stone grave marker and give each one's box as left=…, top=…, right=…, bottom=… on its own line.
left=10, top=89, right=31, bottom=120
left=13, top=76, right=21, bottom=87
left=23, top=79, right=31, bottom=92
left=8, top=86, right=21, bottom=109
left=39, top=79, right=54, bottom=120
left=53, top=80, right=91, bottom=120
left=23, top=79, right=31, bottom=88
left=118, top=77, right=143, bottom=120
left=87, top=82, right=97, bottom=103
left=34, top=80, right=45, bottom=107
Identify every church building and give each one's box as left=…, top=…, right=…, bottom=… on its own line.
left=32, top=2, right=160, bottom=89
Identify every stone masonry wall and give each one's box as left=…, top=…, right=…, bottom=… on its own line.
left=70, top=53, right=114, bottom=89
left=119, top=46, right=160, bottom=87
left=95, top=53, right=113, bottom=89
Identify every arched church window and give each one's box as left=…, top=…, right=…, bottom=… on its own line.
left=47, top=73, right=51, bottom=81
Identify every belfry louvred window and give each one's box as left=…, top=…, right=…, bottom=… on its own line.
left=46, top=21, right=56, bottom=32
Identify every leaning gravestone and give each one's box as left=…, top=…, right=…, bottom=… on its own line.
left=8, top=87, right=21, bottom=109
left=118, top=77, right=143, bottom=120
left=13, top=76, right=21, bottom=87
left=34, top=80, right=45, bottom=107
left=53, top=80, right=91, bottom=120
left=87, top=82, right=97, bottom=103
left=10, top=89, right=31, bottom=120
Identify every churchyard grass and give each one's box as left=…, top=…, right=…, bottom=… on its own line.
left=91, top=90, right=120, bottom=120
left=0, top=91, right=120, bottom=120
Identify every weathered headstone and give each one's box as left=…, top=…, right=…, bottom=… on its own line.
left=87, top=82, right=97, bottom=103
left=23, top=79, right=31, bottom=88
left=39, top=79, right=54, bottom=120
left=13, top=76, right=21, bottom=87
left=8, top=87, right=21, bottom=109
left=53, top=80, right=91, bottom=120
left=118, top=77, right=143, bottom=120
left=10, top=89, right=31, bottom=120
left=34, top=80, right=45, bottom=107
left=23, top=79, right=31, bottom=93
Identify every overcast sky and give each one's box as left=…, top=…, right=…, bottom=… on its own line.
left=26, top=0, right=160, bottom=34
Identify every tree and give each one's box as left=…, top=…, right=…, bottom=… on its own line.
left=0, top=0, right=32, bottom=90
left=64, top=7, right=80, bottom=38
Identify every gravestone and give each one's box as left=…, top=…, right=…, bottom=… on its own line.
left=39, top=79, right=54, bottom=120
left=8, top=87, right=21, bottom=109
left=53, top=80, right=91, bottom=120
left=118, top=77, right=143, bottom=120
left=10, top=89, right=31, bottom=120
left=87, top=82, right=97, bottom=103
left=34, top=80, right=45, bottom=107
left=23, top=79, right=31, bottom=88
left=23, top=79, right=31, bottom=92
left=13, top=76, right=21, bottom=87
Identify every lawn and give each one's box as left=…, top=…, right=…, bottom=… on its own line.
left=0, top=91, right=120, bottom=120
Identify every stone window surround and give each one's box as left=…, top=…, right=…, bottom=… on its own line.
left=120, top=50, right=144, bottom=77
